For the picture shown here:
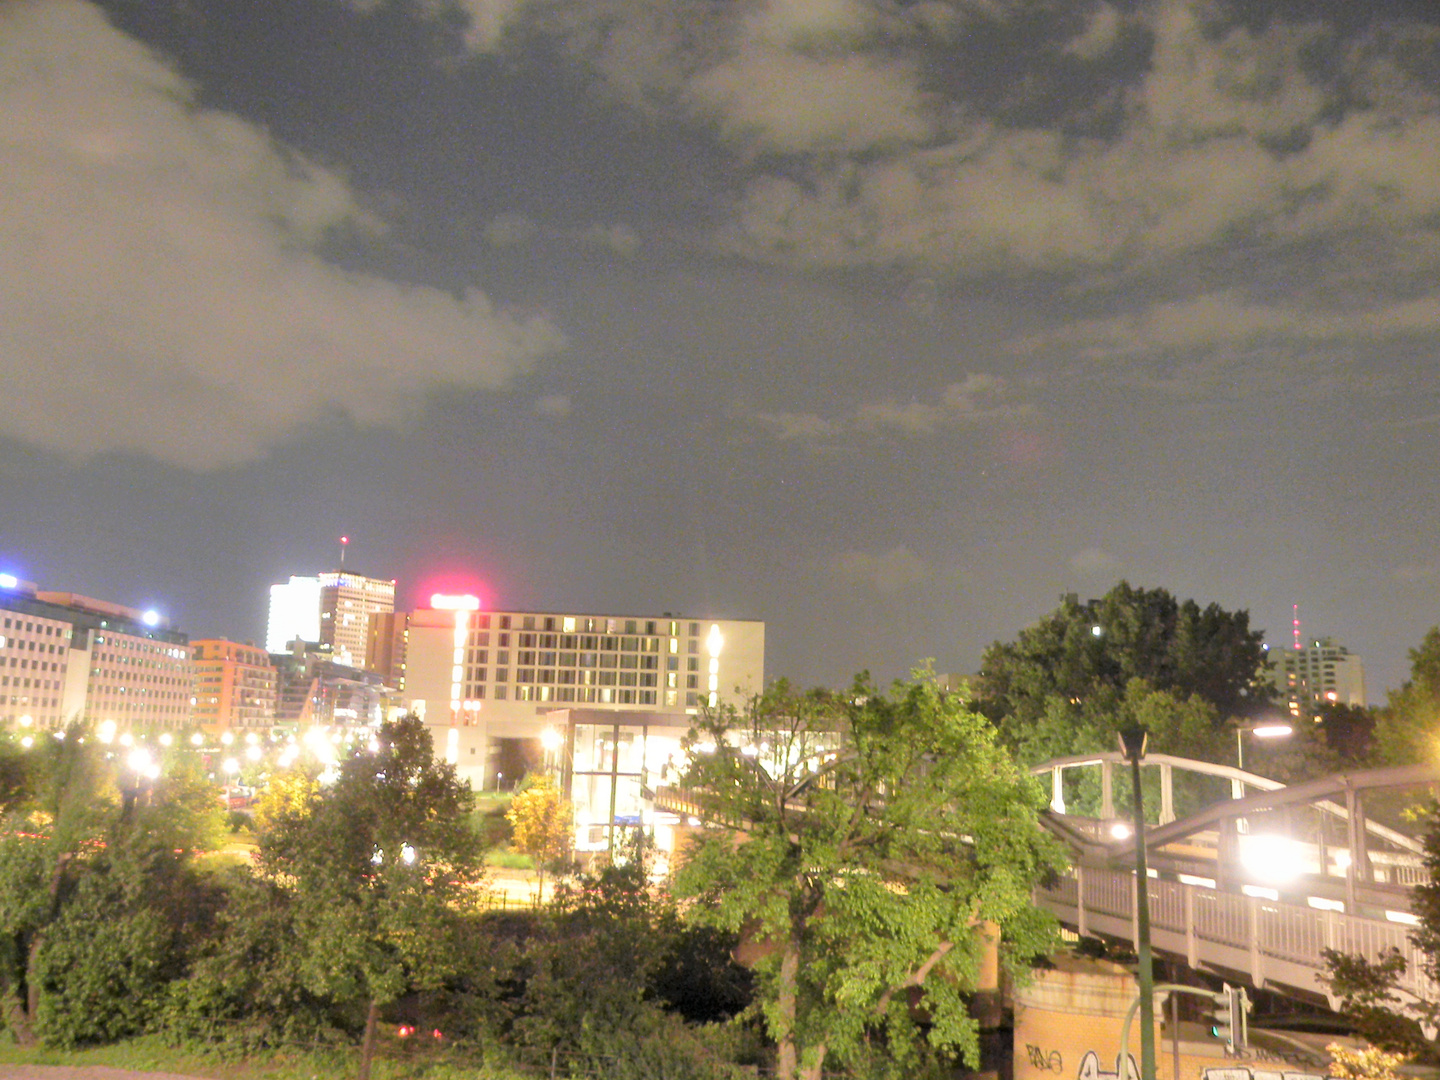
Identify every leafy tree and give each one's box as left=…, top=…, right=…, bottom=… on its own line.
left=249, top=763, right=320, bottom=834
left=671, top=673, right=1065, bottom=1080
left=1371, top=628, right=1440, bottom=767
left=255, top=715, right=485, bottom=1080
left=1327, top=1043, right=1410, bottom=1080
left=976, top=582, right=1272, bottom=744
left=1320, top=801, right=1440, bottom=1062
left=506, top=773, right=574, bottom=898
left=0, top=725, right=226, bottom=1047
left=0, top=723, right=116, bottom=1044
left=1316, top=701, right=1379, bottom=766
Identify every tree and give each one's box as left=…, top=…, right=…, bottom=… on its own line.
left=975, top=582, right=1273, bottom=741
left=1321, top=801, right=1440, bottom=1062
left=0, top=724, right=226, bottom=1047
left=1370, top=628, right=1440, bottom=768
left=1327, top=1043, right=1410, bottom=1080
left=506, top=773, right=574, bottom=898
left=255, top=715, right=486, bottom=1080
left=671, top=673, right=1065, bottom=1080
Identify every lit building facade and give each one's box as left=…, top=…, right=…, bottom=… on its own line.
left=190, top=638, right=277, bottom=731
left=265, top=571, right=396, bottom=672
left=271, top=642, right=387, bottom=727
left=265, top=576, right=321, bottom=654
left=0, top=576, right=76, bottom=729
left=0, top=577, right=192, bottom=730
left=401, top=599, right=765, bottom=792
left=318, top=572, right=395, bottom=671
left=1269, top=636, right=1368, bottom=719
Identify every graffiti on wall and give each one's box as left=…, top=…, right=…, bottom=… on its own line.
left=1077, top=1049, right=1140, bottom=1080
left=1070, top=1049, right=1337, bottom=1080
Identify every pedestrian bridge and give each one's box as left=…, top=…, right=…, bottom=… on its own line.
left=1031, top=753, right=1439, bottom=1013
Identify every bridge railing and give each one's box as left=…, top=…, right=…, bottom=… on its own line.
left=1039, top=866, right=1439, bottom=1008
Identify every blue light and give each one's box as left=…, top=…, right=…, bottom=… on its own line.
left=141, top=609, right=161, bottom=627
left=0, top=573, right=17, bottom=590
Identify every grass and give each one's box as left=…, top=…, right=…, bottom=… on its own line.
left=0, top=1032, right=533, bottom=1080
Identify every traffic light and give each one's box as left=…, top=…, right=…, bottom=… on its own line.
left=1209, top=983, right=1249, bottom=1052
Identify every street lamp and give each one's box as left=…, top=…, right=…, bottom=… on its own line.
left=1236, top=721, right=1292, bottom=772
left=1117, top=725, right=1156, bottom=1080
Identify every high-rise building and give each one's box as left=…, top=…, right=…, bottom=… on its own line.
left=0, top=576, right=193, bottom=730
left=265, top=572, right=396, bottom=671
left=366, top=611, right=409, bottom=690
left=265, top=576, right=321, bottom=654
left=317, top=572, right=395, bottom=671
left=190, top=638, right=277, bottom=731
left=1269, top=636, right=1367, bottom=720
left=400, top=598, right=765, bottom=791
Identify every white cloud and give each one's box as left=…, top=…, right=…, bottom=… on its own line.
left=829, top=545, right=931, bottom=593
left=687, top=47, right=931, bottom=155
left=752, top=373, right=1034, bottom=442
left=0, top=1, right=563, bottom=469
left=1012, top=289, right=1440, bottom=360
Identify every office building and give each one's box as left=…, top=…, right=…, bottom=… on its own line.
left=0, top=576, right=192, bottom=729
left=190, top=638, right=277, bottom=731
left=265, top=571, right=396, bottom=671
left=366, top=611, right=409, bottom=691
left=1270, top=636, right=1367, bottom=720
left=265, top=576, right=321, bottom=654
left=318, top=572, right=395, bottom=671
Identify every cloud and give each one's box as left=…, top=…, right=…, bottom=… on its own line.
left=1066, top=3, right=1122, bottom=60
left=1012, top=289, right=1440, bottom=362
left=0, top=1, right=563, bottom=469
left=829, top=545, right=931, bottom=594
left=1069, top=546, right=1121, bottom=576
left=751, top=373, right=1034, bottom=442
left=534, top=394, right=573, bottom=417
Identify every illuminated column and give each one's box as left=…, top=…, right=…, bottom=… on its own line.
left=706, top=623, right=724, bottom=707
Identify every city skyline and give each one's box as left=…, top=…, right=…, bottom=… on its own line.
left=4, top=1, right=1440, bottom=701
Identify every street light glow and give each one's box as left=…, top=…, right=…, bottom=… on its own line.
left=1251, top=724, right=1293, bottom=739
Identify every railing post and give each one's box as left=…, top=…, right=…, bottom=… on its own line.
left=1248, top=895, right=1264, bottom=988
left=1052, top=766, right=1066, bottom=814
left=1185, top=886, right=1197, bottom=968
left=1077, top=864, right=1088, bottom=937
left=1159, top=763, right=1175, bottom=825
left=1101, top=761, right=1114, bottom=819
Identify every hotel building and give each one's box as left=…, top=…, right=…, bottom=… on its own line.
left=400, top=598, right=765, bottom=794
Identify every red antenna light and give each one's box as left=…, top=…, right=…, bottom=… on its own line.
left=339, top=535, right=350, bottom=570
left=1293, top=604, right=1301, bottom=650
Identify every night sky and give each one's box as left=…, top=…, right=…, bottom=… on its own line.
left=4, top=0, right=1440, bottom=701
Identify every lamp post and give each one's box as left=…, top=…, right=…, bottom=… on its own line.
left=1235, top=721, right=1293, bottom=772
left=1118, top=725, right=1156, bottom=1080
